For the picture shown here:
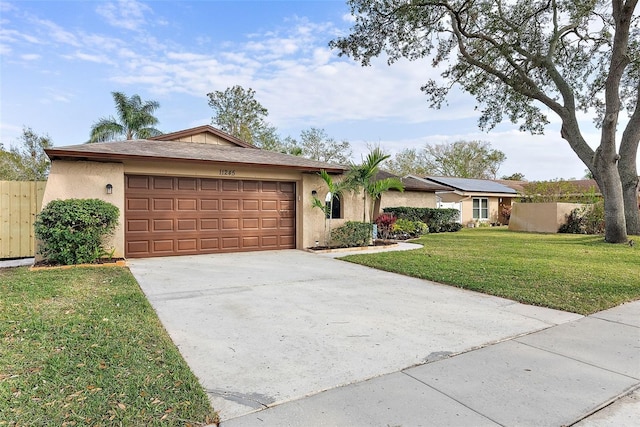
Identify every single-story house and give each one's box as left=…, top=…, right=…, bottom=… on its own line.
left=42, top=125, right=443, bottom=259
left=374, top=171, right=452, bottom=215
left=418, top=176, right=519, bottom=225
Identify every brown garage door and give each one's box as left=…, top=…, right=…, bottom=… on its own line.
left=125, top=175, right=296, bottom=258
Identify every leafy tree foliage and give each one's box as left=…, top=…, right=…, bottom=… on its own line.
left=207, top=85, right=273, bottom=146
left=386, top=140, right=505, bottom=179
left=90, top=92, right=161, bottom=142
left=501, top=173, right=526, bottom=181
left=0, top=127, right=53, bottom=180
left=385, top=148, right=432, bottom=177
left=288, top=127, right=353, bottom=164
left=330, top=0, right=639, bottom=242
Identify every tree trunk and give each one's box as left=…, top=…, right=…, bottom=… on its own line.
left=593, top=146, right=628, bottom=243
left=618, top=131, right=639, bottom=235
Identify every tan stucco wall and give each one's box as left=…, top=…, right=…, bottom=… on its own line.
left=176, top=131, right=236, bottom=146
left=508, top=202, right=585, bottom=233
left=301, top=173, right=366, bottom=247
left=380, top=191, right=437, bottom=212
left=41, top=161, right=125, bottom=258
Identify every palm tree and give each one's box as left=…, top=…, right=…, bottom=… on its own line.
left=89, top=92, right=162, bottom=142
left=349, top=147, right=404, bottom=222
left=312, top=170, right=353, bottom=246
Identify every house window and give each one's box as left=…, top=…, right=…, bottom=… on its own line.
left=326, top=194, right=342, bottom=219
left=472, top=198, right=488, bottom=220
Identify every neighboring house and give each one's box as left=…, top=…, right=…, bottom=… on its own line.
left=375, top=172, right=452, bottom=215
left=420, top=176, right=519, bottom=225
left=43, top=125, right=354, bottom=258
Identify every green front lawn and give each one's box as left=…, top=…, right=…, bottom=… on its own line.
left=343, top=228, right=639, bottom=315
left=0, top=266, right=217, bottom=426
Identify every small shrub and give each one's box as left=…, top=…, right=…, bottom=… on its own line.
left=330, top=221, right=373, bottom=248
left=383, top=207, right=460, bottom=233
left=375, top=213, right=397, bottom=239
left=558, top=202, right=605, bottom=235
left=393, top=219, right=429, bottom=238
left=35, top=198, right=119, bottom=265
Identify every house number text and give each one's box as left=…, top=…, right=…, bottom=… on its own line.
left=219, top=169, right=236, bottom=176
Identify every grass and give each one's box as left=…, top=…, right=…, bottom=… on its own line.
left=0, top=266, right=217, bottom=426
left=342, top=227, right=639, bottom=315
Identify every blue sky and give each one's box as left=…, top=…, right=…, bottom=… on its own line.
left=0, top=0, right=632, bottom=181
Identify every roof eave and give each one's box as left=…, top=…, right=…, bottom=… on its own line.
left=45, top=149, right=347, bottom=174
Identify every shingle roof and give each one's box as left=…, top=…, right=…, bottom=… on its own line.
left=425, top=176, right=517, bottom=194
left=374, top=171, right=452, bottom=192
left=45, top=140, right=347, bottom=173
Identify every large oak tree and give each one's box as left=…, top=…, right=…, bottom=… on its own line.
left=331, top=0, right=639, bottom=242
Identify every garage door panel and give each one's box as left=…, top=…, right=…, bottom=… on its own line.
left=126, top=175, right=295, bottom=257
left=222, top=180, right=240, bottom=191
left=201, top=199, right=219, bottom=210
left=127, top=198, right=149, bottom=211
left=261, top=218, right=278, bottom=229
left=177, top=199, right=197, bottom=210
left=280, top=182, right=295, bottom=193
left=200, top=238, right=219, bottom=250
left=222, top=218, right=240, bottom=230
left=201, top=179, right=219, bottom=191
left=242, top=181, right=259, bottom=192
left=127, top=219, right=149, bottom=232
left=153, top=240, right=174, bottom=252
left=242, top=218, right=259, bottom=229
left=177, top=239, right=197, bottom=251
left=242, top=199, right=259, bottom=211
left=151, top=219, right=172, bottom=231
left=222, top=199, right=240, bottom=211
left=153, top=177, right=174, bottom=190
left=177, top=178, right=197, bottom=190
left=153, top=199, right=173, bottom=210
left=128, top=176, right=149, bottom=189
left=177, top=219, right=197, bottom=231
left=201, top=218, right=219, bottom=230
left=262, top=182, right=278, bottom=192
left=261, top=200, right=278, bottom=211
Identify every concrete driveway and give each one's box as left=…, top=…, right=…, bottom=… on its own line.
left=128, top=249, right=581, bottom=422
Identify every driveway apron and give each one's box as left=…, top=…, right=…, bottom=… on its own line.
left=128, top=249, right=582, bottom=421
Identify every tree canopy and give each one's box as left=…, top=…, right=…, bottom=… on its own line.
left=89, top=92, right=162, bottom=142
left=331, top=0, right=640, bottom=242
left=386, top=140, right=506, bottom=179
left=289, top=128, right=353, bottom=165
left=0, top=127, right=53, bottom=180
left=207, top=85, right=273, bottom=146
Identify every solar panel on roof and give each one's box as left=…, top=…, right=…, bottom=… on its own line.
left=426, top=176, right=517, bottom=194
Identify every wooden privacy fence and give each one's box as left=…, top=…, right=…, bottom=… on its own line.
left=0, top=181, right=46, bottom=259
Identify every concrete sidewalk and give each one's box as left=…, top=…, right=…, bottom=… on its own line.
left=222, top=300, right=640, bottom=426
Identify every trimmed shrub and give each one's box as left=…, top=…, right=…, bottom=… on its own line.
left=558, top=202, right=605, bottom=235
left=330, top=221, right=373, bottom=248
left=383, top=207, right=461, bottom=233
left=35, top=198, right=119, bottom=265
left=375, top=213, right=397, bottom=239
left=393, top=219, right=429, bottom=239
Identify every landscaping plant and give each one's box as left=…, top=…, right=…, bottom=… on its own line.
left=34, top=198, right=119, bottom=265
left=330, top=221, right=373, bottom=248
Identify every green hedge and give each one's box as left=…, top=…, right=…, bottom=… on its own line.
left=383, top=207, right=461, bottom=233
left=330, top=221, right=373, bottom=247
left=35, top=198, right=119, bottom=265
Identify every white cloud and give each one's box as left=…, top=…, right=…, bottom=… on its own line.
left=96, top=0, right=151, bottom=31
left=34, top=18, right=81, bottom=47
left=64, top=51, right=114, bottom=65
left=20, top=53, right=40, bottom=61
